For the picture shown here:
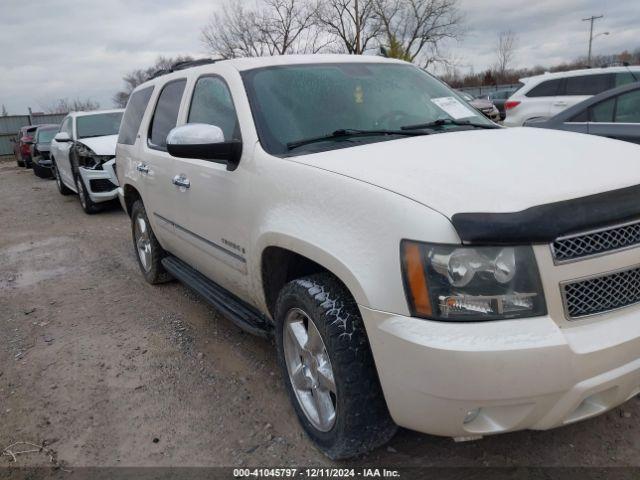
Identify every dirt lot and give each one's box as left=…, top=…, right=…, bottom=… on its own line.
left=1, top=160, right=639, bottom=469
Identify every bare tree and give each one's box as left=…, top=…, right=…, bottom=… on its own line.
left=373, top=0, right=462, bottom=67
left=494, top=30, right=517, bottom=79
left=201, top=0, right=324, bottom=59
left=113, top=55, right=194, bottom=107
left=42, top=98, right=100, bottom=114
left=316, top=0, right=380, bottom=54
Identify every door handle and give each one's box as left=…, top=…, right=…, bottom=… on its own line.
left=554, top=102, right=568, bottom=107
left=172, top=174, right=190, bottom=189
left=136, top=163, right=149, bottom=173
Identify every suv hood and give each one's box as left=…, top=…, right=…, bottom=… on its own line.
left=76, top=134, right=117, bottom=156
left=291, top=128, right=640, bottom=219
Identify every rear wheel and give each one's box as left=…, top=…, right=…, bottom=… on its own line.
left=275, top=273, right=397, bottom=459
left=75, top=173, right=99, bottom=214
left=131, top=200, right=172, bottom=284
left=52, top=160, right=72, bottom=195
left=16, top=158, right=25, bottom=167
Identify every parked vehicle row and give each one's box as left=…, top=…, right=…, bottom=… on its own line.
left=456, top=90, right=501, bottom=121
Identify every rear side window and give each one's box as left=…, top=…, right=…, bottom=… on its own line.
left=615, top=90, right=640, bottom=123
left=188, top=76, right=240, bottom=141
left=615, top=72, right=638, bottom=87
left=118, top=86, right=154, bottom=145
left=148, top=79, right=187, bottom=150
left=526, top=79, right=562, bottom=98
left=565, top=74, right=613, bottom=96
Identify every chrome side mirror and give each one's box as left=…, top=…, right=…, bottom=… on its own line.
left=166, top=123, right=242, bottom=170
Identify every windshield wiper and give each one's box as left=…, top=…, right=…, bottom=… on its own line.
left=401, top=118, right=500, bottom=131
left=286, top=128, right=431, bottom=151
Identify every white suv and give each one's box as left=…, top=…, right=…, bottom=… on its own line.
left=50, top=109, right=124, bottom=213
left=504, top=66, right=640, bottom=127
left=116, top=55, right=640, bottom=459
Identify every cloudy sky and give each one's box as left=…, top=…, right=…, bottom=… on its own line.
left=1, top=0, right=638, bottom=114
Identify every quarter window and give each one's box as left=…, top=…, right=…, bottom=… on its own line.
left=565, top=74, right=613, bottom=96
left=148, top=79, right=187, bottom=149
left=526, top=79, right=562, bottom=98
left=119, top=86, right=154, bottom=145
left=188, top=76, right=240, bottom=141
left=61, top=117, right=73, bottom=136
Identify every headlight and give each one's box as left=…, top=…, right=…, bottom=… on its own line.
left=401, top=240, right=546, bottom=321
left=75, top=143, right=112, bottom=170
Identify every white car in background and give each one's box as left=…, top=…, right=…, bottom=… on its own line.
left=50, top=109, right=124, bottom=214
left=504, top=66, right=640, bottom=127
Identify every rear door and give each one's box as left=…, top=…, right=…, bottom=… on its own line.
left=588, top=88, right=640, bottom=144
left=522, top=79, right=563, bottom=121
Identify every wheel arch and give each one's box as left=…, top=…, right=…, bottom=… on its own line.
left=122, top=183, right=142, bottom=217
left=258, top=235, right=368, bottom=319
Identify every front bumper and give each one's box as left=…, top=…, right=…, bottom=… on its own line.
left=78, top=159, right=119, bottom=204
left=362, top=305, right=640, bottom=438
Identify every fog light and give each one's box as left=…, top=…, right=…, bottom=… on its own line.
left=463, top=408, right=481, bottom=424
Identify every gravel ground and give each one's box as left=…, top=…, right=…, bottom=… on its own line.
left=1, top=160, right=639, bottom=469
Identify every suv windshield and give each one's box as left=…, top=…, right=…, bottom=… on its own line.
left=76, top=112, right=123, bottom=139
left=242, top=63, right=492, bottom=155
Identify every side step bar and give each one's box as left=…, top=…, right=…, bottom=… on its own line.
left=161, top=255, right=272, bottom=338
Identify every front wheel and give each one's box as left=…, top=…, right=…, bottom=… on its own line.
left=52, top=160, right=73, bottom=195
left=75, top=173, right=99, bottom=214
left=275, top=274, right=397, bottom=459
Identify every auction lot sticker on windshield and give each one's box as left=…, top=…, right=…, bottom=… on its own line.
left=431, top=97, right=477, bottom=119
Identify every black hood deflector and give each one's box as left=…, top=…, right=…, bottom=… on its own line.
left=452, top=184, right=640, bottom=244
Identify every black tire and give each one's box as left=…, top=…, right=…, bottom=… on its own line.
left=74, top=173, right=100, bottom=214
left=130, top=200, right=172, bottom=284
left=16, top=158, right=25, bottom=167
left=275, top=273, right=397, bottom=459
left=33, top=163, right=53, bottom=179
left=52, top=159, right=73, bottom=195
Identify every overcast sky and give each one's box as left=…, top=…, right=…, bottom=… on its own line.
left=1, top=0, right=638, bottom=114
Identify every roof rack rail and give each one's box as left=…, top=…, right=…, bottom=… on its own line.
left=146, top=58, right=219, bottom=81
left=171, top=58, right=219, bottom=71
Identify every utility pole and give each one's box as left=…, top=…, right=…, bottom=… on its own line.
left=583, top=15, right=603, bottom=67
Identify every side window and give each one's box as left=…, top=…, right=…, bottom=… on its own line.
left=589, top=97, right=615, bottom=122
left=148, top=79, right=187, bottom=150
left=565, top=74, right=613, bottom=96
left=61, top=117, right=73, bottom=136
left=615, top=90, right=640, bottom=123
left=188, top=76, right=240, bottom=141
left=615, top=72, right=638, bottom=87
left=526, top=79, right=562, bottom=98
left=569, top=109, right=588, bottom=122
left=118, top=86, right=154, bottom=145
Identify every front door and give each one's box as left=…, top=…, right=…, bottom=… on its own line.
left=52, top=116, right=75, bottom=188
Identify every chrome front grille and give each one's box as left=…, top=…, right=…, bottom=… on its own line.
left=562, top=265, right=640, bottom=319
left=552, top=219, right=640, bottom=263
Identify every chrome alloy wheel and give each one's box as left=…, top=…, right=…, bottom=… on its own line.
left=134, top=214, right=152, bottom=272
left=283, top=308, right=337, bottom=432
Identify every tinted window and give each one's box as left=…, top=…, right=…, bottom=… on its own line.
left=615, top=90, right=640, bottom=123
left=565, top=74, right=612, bottom=96
left=188, top=76, right=240, bottom=141
left=118, top=86, right=154, bottom=145
left=149, top=79, right=186, bottom=149
left=589, top=98, right=615, bottom=122
left=526, top=79, right=562, bottom=97
left=570, top=110, right=588, bottom=122
left=615, top=72, right=638, bottom=87
left=77, top=112, right=123, bottom=139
